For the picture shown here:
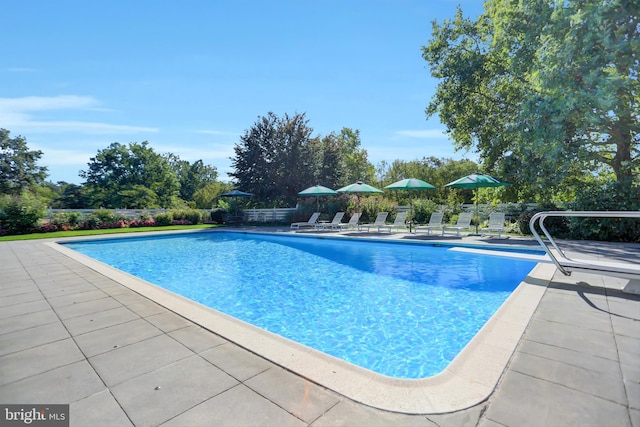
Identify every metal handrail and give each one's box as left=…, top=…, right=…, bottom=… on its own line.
left=529, top=211, right=640, bottom=276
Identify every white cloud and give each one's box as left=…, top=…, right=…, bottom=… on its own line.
left=395, top=129, right=448, bottom=139
left=0, top=95, right=157, bottom=134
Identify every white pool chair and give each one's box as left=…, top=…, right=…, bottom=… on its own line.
left=415, top=212, right=444, bottom=235
left=358, top=212, right=389, bottom=232
left=442, top=212, right=473, bottom=236
left=315, top=212, right=345, bottom=230
left=481, top=212, right=506, bottom=238
left=388, top=211, right=408, bottom=232
left=290, top=212, right=321, bottom=230
left=338, top=212, right=362, bottom=231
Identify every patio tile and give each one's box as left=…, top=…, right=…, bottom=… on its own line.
left=0, top=309, right=59, bottom=335
left=607, top=296, right=640, bottom=320
left=168, top=325, right=227, bottom=353
left=0, top=321, right=70, bottom=356
left=63, top=306, right=140, bottom=336
left=126, top=300, right=167, bottom=317
left=200, top=342, right=272, bottom=381
left=0, top=360, right=104, bottom=404
left=144, top=311, right=193, bottom=332
left=617, top=335, right=640, bottom=368
left=89, top=334, right=193, bottom=386
left=0, top=290, right=43, bottom=307
left=245, top=366, right=340, bottom=424
left=509, top=351, right=627, bottom=404
left=0, top=338, right=85, bottom=385
left=517, top=339, right=621, bottom=375
left=484, top=370, right=631, bottom=427
left=73, top=318, right=163, bottom=357
left=40, top=283, right=98, bottom=299
left=47, top=289, right=110, bottom=308
left=523, top=318, right=619, bottom=360
left=54, top=296, right=122, bottom=320
left=0, top=299, right=51, bottom=319
left=112, top=355, right=239, bottom=427
left=311, top=399, right=431, bottom=427
left=612, top=314, right=640, bottom=339
left=0, top=282, right=38, bottom=297
left=112, top=292, right=153, bottom=306
left=71, top=390, right=134, bottom=427
left=162, top=384, right=307, bottom=427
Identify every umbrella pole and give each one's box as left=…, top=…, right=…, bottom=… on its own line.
left=473, top=185, right=480, bottom=235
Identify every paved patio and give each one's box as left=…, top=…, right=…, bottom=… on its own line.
left=0, top=230, right=638, bottom=426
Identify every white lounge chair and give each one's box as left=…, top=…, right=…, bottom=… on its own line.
left=481, top=212, right=506, bottom=238
left=338, top=212, right=362, bottom=231
left=388, top=211, right=408, bottom=232
left=314, top=212, right=345, bottom=230
left=442, top=212, right=473, bottom=236
left=358, top=212, right=389, bottom=232
left=290, top=212, right=321, bottom=230
left=415, top=212, right=444, bottom=235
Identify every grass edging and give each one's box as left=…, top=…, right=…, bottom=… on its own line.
left=0, top=223, right=222, bottom=242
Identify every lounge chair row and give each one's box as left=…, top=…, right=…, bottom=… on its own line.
left=415, top=212, right=506, bottom=237
left=291, top=211, right=506, bottom=237
left=291, top=211, right=407, bottom=233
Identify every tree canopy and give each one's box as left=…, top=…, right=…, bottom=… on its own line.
left=80, top=141, right=180, bottom=208
left=229, top=112, right=374, bottom=207
left=0, top=128, right=48, bottom=195
left=422, top=0, right=639, bottom=202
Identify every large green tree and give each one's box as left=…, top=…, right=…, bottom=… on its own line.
left=229, top=112, right=318, bottom=206
left=165, top=154, right=218, bottom=203
left=0, top=129, right=48, bottom=195
left=423, top=0, right=639, bottom=201
left=80, top=141, right=179, bottom=208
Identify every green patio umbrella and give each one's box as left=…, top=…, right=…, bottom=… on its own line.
left=385, top=178, right=437, bottom=229
left=336, top=181, right=384, bottom=212
left=445, top=173, right=510, bottom=235
left=221, top=189, right=254, bottom=223
left=297, top=185, right=337, bottom=211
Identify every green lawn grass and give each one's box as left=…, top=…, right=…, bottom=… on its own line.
left=0, top=223, right=222, bottom=242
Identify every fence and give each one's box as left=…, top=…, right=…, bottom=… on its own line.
left=243, top=208, right=297, bottom=222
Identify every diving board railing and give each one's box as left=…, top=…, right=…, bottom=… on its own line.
left=530, top=211, right=640, bottom=280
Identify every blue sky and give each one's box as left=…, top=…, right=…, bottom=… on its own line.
left=2, top=1, right=484, bottom=184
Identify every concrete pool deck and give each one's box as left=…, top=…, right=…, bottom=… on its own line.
left=0, top=228, right=638, bottom=426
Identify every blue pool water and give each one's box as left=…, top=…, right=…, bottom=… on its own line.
left=64, top=232, right=539, bottom=378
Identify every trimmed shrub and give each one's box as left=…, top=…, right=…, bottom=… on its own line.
left=517, top=203, right=570, bottom=237
left=170, top=209, right=204, bottom=224
left=0, top=194, right=47, bottom=235
left=210, top=208, right=227, bottom=224
left=412, top=199, right=440, bottom=224
left=154, top=212, right=173, bottom=226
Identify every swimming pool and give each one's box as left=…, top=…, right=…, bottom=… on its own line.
left=63, top=231, right=539, bottom=379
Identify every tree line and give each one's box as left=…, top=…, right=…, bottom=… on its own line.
left=1, top=0, right=638, bottom=226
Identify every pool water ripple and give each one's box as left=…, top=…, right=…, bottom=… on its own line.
left=65, top=232, right=537, bottom=378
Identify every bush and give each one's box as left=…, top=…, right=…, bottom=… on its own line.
left=0, top=194, right=47, bottom=235
left=170, top=209, right=204, bottom=224
left=517, top=203, right=570, bottom=237
left=411, top=199, right=440, bottom=224
left=567, top=181, right=640, bottom=242
left=51, top=212, right=81, bottom=229
left=210, top=208, right=227, bottom=224
left=88, top=209, right=125, bottom=225
left=154, top=212, right=173, bottom=226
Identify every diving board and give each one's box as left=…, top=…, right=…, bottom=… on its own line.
left=529, top=211, right=640, bottom=281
